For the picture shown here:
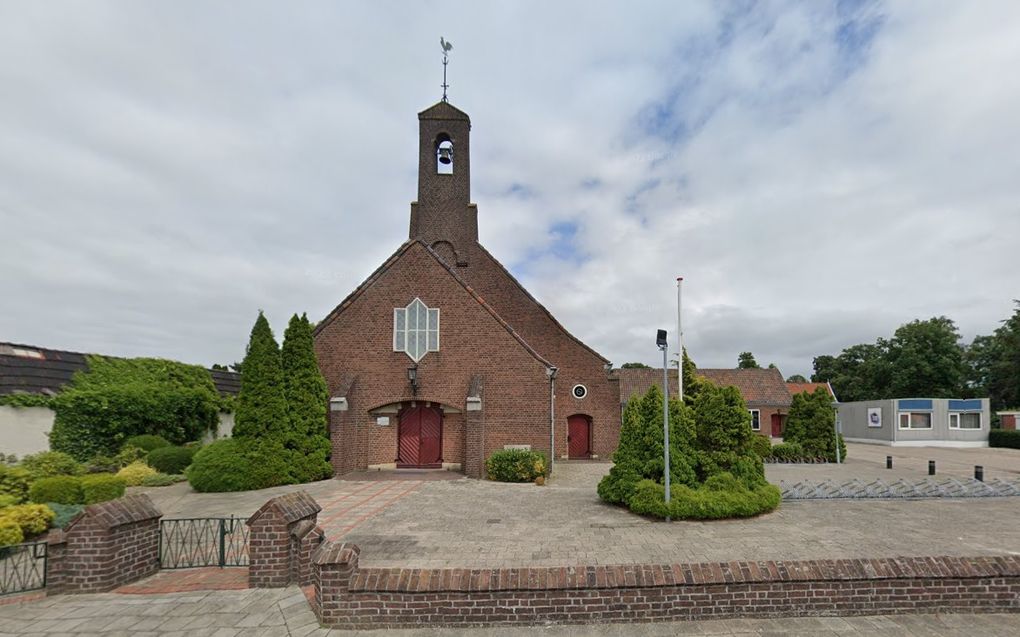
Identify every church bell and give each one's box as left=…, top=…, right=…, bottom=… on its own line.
left=438, top=145, right=453, bottom=165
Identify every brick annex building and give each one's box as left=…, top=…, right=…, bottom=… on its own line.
left=313, top=100, right=619, bottom=479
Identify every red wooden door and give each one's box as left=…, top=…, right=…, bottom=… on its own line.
left=397, top=405, right=443, bottom=467
left=567, top=415, right=591, bottom=459
left=771, top=413, right=783, bottom=437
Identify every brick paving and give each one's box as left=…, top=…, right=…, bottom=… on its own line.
left=115, top=568, right=249, bottom=594
left=0, top=587, right=1018, bottom=636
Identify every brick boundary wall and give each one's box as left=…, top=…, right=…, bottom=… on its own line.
left=246, top=491, right=323, bottom=588
left=311, top=542, right=1020, bottom=629
left=45, top=494, right=162, bottom=594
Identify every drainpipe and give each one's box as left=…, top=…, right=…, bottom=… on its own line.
left=548, top=366, right=558, bottom=475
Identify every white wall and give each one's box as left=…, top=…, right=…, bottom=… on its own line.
left=0, top=405, right=54, bottom=457
left=0, top=406, right=235, bottom=455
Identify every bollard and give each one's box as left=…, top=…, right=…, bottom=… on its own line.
left=886, top=455, right=893, bottom=469
left=975, top=465, right=984, bottom=482
left=928, top=460, right=936, bottom=476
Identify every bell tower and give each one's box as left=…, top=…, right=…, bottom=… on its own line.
left=409, top=101, right=477, bottom=267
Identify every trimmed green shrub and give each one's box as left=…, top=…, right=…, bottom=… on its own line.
left=0, top=393, right=52, bottom=408
left=485, top=449, right=547, bottom=482
left=782, top=387, right=846, bottom=462
left=0, top=465, right=31, bottom=503
left=18, top=451, right=83, bottom=480
left=627, top=476, right=781, bottom=520
left=116, top=462, right=157, bottom=486
left=28, top=476, right=83, bottom=505
left=0, top=495, right=18, bottom=509
left=49, top=356, right=220, bottom=460
left=0, top=503, right=55, bottom=536
left=750, top=434, right=772, bottom=458
left=125, top=435, right=171, bottom=453
left=769, top=442, right=805, bottom=461
left=0, top=519, right=23, bottom=547
left=692, top=383, right=761, bottom=483
left=47, top=503, right=85, bottom=529
left=140, top=473, right=186, bottom=487
left=146, top=446, right=195, bottom=474
left=280, top=313, right=332, bottom=482
left=990, top=429, right=1020, bottom=449
left=80, top=474, right=126, bottom=504
left=233, top=312, right=288, bottom=441
left=185, top=438, right=295, bottom=493
left=598, top=384, right=697, bottom=506
left=85, top=455, right=119, bottom=474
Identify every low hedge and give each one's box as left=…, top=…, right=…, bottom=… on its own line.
left=140, top=473, right=186, bottom=487
left=769, top=442, right=805, bottom=461
left=0, top=519, right=23, bottom=547
left=990, top=429, right=1020, bottom=449
left=185, top=438, right=295, bottom=493
left=0, top=503, right=55, bottom=536
left=29, top=476, right=84, bottom=505
left=124, top=435, right=171, bottom=453
left=80, top=474, right=127, bottom=504
left=627, top=474, right=781, bottom=520
left=485, top=449, right=548, bottom=483
left=18, top=451, right=83, bottom=480
left=0, top=465, right=31, bottom=503
left=116, top=462, right=158, bottom=486
left=147, top=446, right=195, bottom=474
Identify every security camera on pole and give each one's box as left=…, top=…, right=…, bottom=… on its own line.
left=656, top=329, right=671, bottom=519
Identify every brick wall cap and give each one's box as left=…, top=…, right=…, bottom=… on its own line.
left=45, top=528, right=66, bottom=545
left=291, top=519, right=316, bottom=540
left=66, top=494, right=161, bottom=532
left=312, top=540, right=360, bottom=566
left=247, top=490, right=322, bottom=526
left=346, top=555, right=1020, bottom=593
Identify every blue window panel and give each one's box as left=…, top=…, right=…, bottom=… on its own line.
left=948, top=399, right=982, bottom=411
left=898, top=399, right=933, bottom=411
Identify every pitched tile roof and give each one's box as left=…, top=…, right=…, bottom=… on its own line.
left=697, top=368, right=792, bottom=407
left=617, top=366, right=793, bottom=407
left=0, top=342, right=239, bottom=396
left=786, top=382, right=836, bottom=401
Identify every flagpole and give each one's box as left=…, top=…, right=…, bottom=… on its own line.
left=677, top=277, right=684, bottom=403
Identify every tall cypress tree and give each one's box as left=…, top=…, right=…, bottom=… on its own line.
left=281, top=313, right=332, bottom=482
left=233, top=311, right=288, bottom=441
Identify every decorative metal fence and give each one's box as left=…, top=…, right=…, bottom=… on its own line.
left=0, top=541, right=47, bottom=596
left=780, top=477, right=1020, bottom=500
left=159, top=517, right=249, bottom=569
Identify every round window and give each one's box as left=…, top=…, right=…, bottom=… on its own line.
left=572, top=384, right=588, bottom=399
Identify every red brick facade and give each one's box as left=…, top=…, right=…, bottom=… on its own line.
left=310, top=539, right=1020, bottom=628
left=314, top=101, right=619, bottom=478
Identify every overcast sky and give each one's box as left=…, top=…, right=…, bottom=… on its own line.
left=2, top=1, right=1018, bottom=378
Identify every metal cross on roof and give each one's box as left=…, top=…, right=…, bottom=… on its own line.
left=440, top=37, right=453, bottom=101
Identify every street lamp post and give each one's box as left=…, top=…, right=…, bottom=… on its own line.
left=656, top=329, right=671, bottom=517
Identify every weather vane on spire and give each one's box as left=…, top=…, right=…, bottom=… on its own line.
left=440, top=37, right=453, bottom=102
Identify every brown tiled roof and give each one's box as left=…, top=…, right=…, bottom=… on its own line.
left=617, top=366, right=793, bottom=408
left=787, top=382, right=836, bottom=400
left=0, top=342, right=240, bottom=396
left=697, top=368, right=792, bottom=407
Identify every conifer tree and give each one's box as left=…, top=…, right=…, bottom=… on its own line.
left=783, top=387, right=846, bottom=462
left=597, top=384, right=697, bottom=506
left=233, top=311, right=288, bottom=441
left=692, top=382, right=764, bottom=484
left=281, top=313, right=332, bottom=481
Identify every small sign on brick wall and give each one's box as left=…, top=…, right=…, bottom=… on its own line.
left=503, top=444, right=531, bottom=451
left=376, top=416, right=390, bottom=426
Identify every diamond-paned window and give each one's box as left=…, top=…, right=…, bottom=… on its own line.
left=393, top=298, right=439, bottom=362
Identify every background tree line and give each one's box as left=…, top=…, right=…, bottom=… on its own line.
left=810, top=301, right=1020, bottom=409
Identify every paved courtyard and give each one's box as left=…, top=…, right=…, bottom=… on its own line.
left=129, top=443, right=1020, bottom=569
left=1, top=588, right=1019, bottom=636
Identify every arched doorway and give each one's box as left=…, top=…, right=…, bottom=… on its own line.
left=567, top=414, right=592, bottom=459
left=396, top=403, right=443, bottom=468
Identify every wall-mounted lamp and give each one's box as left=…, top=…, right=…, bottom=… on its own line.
left=407, top=365, right=419, bottom=396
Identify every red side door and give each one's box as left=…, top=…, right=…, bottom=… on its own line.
left=567, top=415, right=591, bottom=459
left=397, top=405, right=443, bottom=468
left=771, top=413, right=783, bottom=437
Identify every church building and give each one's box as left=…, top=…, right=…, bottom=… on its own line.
left=313, top=100, right=620, bottom=479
